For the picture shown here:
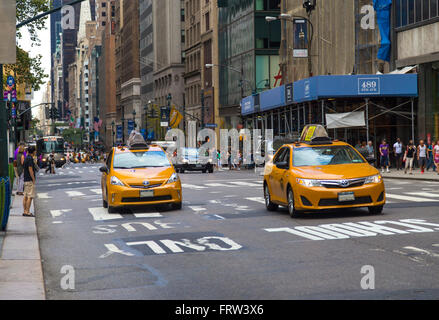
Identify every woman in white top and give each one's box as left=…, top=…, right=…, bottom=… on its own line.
left=417, top=140, right=428, bottom=174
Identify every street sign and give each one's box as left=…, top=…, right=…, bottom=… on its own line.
left=160, top=107, right=170, bottom=127
left=127, top=120, right=135, bottom=134
left=205, top=123, right=217, bottom=128
left=116, top=125, right=123, bottom=141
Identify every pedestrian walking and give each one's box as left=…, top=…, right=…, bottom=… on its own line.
left=379, top=139, right=390, bottom=173
left=217, top=150, right=222, bottom=171
left=417, top=140, right=428, bottom=174
left=404, top=140, right=416, bottom=174
left=393, top=138, right=403, bottom=171
left=433, top=140, right=439, bottom=175
left=45, top=152, right=56, bottom=174
left=15, top=143, right=26, bottom=195
left=426, top=142, right=436, bottom=172
left=22, top=146, right=37, bottom=217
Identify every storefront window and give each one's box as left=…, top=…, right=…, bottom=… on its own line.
left=396, top=0, right=439, bottom=28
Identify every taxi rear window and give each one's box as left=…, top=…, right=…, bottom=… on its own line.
left=293, top=146, right=365, bottom=167
left=113, top=151, right=171, bottom=169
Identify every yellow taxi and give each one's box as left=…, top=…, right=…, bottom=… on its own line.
left=100, top=141, right=182, bottom=213
left=264, top=125, right=385, bottom=217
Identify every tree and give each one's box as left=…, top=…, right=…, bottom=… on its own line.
left=3, top=0, right=51, bottom=92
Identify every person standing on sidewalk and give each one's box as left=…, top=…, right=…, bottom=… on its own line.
left=379, top=139, right=390, bottom=173
left=404, top=140, right=416, bottom=174
left=393, top=138, right=403, bottom=171
left=417, top=140, right=428, bottom=174
left=366, top=141, right=375, bottom=165
left=434, top=140, right=439, bottom=175
left=22, top=146, right=37, bottom=217
left=426, top=142, right=436, bottom=172
left=15, top=143, right=26, bottom=196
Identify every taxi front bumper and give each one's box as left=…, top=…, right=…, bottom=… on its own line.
left=108, top=181, right=182, bottom=207
left=294, top=182, right=385, bottom=211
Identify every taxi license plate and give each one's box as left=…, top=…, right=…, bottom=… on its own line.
left=140, top=190, right=154, bottom=198
left=338, top=192, right=355, bottom=202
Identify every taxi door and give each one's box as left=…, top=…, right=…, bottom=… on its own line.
left=270, top=147, right=290, bottom=202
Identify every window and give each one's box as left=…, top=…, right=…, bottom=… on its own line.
left=396, top=0, right=439, bottom=28
left=205, top=12, right=210, bottom=31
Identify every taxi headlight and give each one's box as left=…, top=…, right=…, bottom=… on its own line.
left=296, top=178, right=322, bottom=187
left=167, top=173, right=179, bottom=184
left=110, top=176, right=125, bottom=186
left=365, top=174, right=382, bottom=184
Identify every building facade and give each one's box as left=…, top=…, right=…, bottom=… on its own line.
left=218, top=0, right=281, bottom=129
left=393, top=0, right=439, bottom=141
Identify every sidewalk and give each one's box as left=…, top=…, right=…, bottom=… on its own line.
left=0, top=193, right=45, bottom=300
left=380, top=168, right=439, bottom=181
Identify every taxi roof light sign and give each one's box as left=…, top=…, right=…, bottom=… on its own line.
left=300, top=124, right=332, bottom=144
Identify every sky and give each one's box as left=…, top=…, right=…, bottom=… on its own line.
left=17, top=20, right=51, bottom=118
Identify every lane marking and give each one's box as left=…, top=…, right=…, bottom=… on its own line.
left=88, top=207, right=123, bottom=221
left=403, top=246, right=439, bottom=258
left=188, top=206, right=207, bottom=212
left=405, top=192, right=439, bottom=198
left=386, top=193, right=439, bottom=202
left=182, top=184, right=207, bottom=190
left=50, top=209, right=72, bottom=218
left=134, top=213, right=163, bottom=218
left=66, top=191, right=86, bottom=197
left=90, top=189, right=102, bottom=195
left=245, top=197, right=265, bottom=204
left=229, top=181, right=261, bottom=187
left=37, top=193, right=52, bottom=199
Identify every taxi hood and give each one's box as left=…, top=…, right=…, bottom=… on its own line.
left=294, top=163, right=379, bottom=180
left=113, top=166, right=175, bottom=184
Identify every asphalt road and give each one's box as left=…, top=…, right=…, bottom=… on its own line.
left=34, top=163, right=439, bottom=299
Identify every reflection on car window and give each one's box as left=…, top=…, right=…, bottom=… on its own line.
left=293, top=146, right=365, bottom=167
left=113, top=151, right=171, bottom=169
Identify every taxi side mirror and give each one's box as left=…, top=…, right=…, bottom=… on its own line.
left=276, top=161, right=289, bottom=170
left=99, top=166, right=108, bottom=173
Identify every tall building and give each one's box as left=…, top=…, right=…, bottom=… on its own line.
left=282, top=0, right=356, bottom=83
left=218, top=0, right=281, bottom=129
left=153, top=0, right=185, bottom=139
left=50, top=0, right=62, bottom=106
left=139, top=0, right=155, bottom=110
left=393, top=0, right=439, bottom=140
left=119, top=0, right=141, bottom=138
left=184, top=0, right=202, bottom=125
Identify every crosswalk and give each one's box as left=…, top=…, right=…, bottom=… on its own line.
left=38, top=165, right=100, bottom=177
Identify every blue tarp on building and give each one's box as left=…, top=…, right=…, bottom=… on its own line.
left=241, top=73, right=418, bottom=115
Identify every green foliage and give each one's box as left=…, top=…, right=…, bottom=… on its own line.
left=62, top=128, right=84, bottom=146
left=3, top=0, right=51, bottom=92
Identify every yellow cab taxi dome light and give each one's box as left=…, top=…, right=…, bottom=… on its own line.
left=299, top=124, right=333, bottom=145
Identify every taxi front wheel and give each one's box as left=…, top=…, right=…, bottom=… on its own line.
left=287, top=188, right=300, bottom=218
left=264, top=184, right=278, bottom=211
left=368, top=205, right=383, bottom=215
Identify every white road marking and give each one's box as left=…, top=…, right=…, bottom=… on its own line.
left=386, top=193, right=439, bottom=202
left=88, top=207, right=123, bottom=221
left=205, top=183, right=237, bottom=188
left=37, top=193, right=52, bottom=199
left=405, top=192, right=439, bottom=198
left=66, top=191, right=86, bottom=197
left=90, top=189, right=102, bottom=195
left=134, top=213, right=163, bottom=218
left=403, top=246, right=439, bottom=258
left=182, top=184, right=207, bottom=190
left=52, top=221, right=63, bottom=224
left=245, top=197, right=265, bottom=204
left=229, top=181, right=261, bottom=187
left=188, top=206, right=207, bottom=212
left=50, top=209, right=72, bottom=218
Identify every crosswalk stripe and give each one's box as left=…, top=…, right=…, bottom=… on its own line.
left=37, top=193, right=52, bottom=199
left=188, top=206, right=207, bottom=212
left=182, top=184, right=207, bottom=190
left=405, top=192, right=439, bottom=198
left=66, top=191, right=85, bottom=197
left=245, top=197, right=266, bottom=204
left=229, top=181, right=261, bottom=187
left=88, top=207, right=123, bottom=221
left=386, top=193, right=439, bottom=202
left=205, top=183, right=237, bottom=188
left=90, top=189, right=102, bottom=195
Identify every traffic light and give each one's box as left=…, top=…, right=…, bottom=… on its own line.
left=45, top=106, right=50, bottom=119
left=53, top=108, right=59, bottom=119
left=303, top=0, right=316, bottom=14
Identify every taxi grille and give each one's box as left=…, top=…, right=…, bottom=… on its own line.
left=122, top=195, right=172, bottom=203
left=318, top=196, right=372, bottom=207
left=320, top=178, right=366, bottom=189
left=129, top=183, right=163, bottom=189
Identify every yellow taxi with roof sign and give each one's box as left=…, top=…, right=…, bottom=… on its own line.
left=263, top=125, right=385, bottom=217
left=100, top=133, right=182, bottom=213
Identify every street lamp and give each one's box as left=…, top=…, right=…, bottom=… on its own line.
left=266, top=14, right=314, bottom=78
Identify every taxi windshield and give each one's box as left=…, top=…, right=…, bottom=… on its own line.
left=113, top=151, right=171, bottom=169
left=293, top=146, right=365, bottom=167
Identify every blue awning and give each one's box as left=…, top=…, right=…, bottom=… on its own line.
left=241, top=74, right=418, bottom=116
